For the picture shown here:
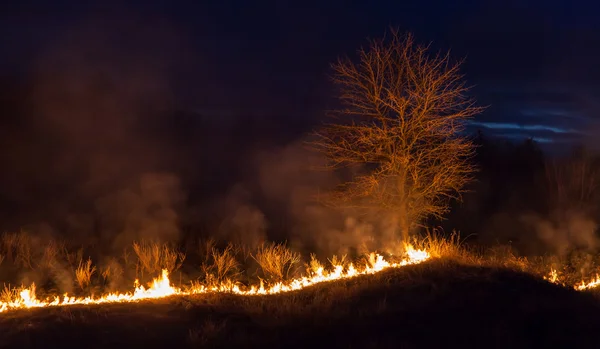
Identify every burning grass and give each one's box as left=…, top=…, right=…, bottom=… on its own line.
left=0, top=229, right=599, bottom=348
left=1, top=258, right=599, bottom=349
left=200, top=242, right=241, bottom=285
left=132, top=241, right=186, bottom=276
left=0, top=229, right=599, bottom=316
left=252, top=242, right=301, bottom=283
left=75, top=258, right=96, bottom=290
left=0, top=240, right=431, bottom=313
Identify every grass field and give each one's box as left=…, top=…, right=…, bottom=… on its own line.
left=1, top=257, right=599, bottom=349
left=1, top=231, right=600, bottom=348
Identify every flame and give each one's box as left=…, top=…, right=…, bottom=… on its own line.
left=3, top=243, right=600, bottom=315
left=544, top=268, right=600, bottom=291
left=544, top=268, right=559, bottom=284
left=575, top=275, right=600, bottom=291
left=0, top=269, right=181, bottom=313
left=0, top=244, right=430, bottom=314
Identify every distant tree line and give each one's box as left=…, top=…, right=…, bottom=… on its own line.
left=438, top=131, right=600, bottom=255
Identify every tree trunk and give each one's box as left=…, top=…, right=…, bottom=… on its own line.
left=398, top=203, right=410, bottom=242
left=397, top=169, right=411, bottom=242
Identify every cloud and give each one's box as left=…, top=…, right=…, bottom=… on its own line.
left=468, top=121, right=579, bottom=134
left=469, top=83, right=600, bottom=146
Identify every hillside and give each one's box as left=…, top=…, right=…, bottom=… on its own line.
left=0, top=259, right=598, bottom=349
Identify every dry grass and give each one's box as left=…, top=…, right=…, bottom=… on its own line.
left=75, top=258, right=96, bottom=290
left=2, top=258, right=600, bottom=349
left=100, top=258, right=124, bottom=288
left=38, top=240, right=64, bottom=270
left=0, top=232, right=70, bottom=273
left=252, top=242, right=301, bottom=283
left=0, top=231, right=33, bottom=269
left=483, top=245, right=530, bottom=271
left=101, top=267, right=111, bottom=283
left=0, top=226, right=598, bottom=306
left=522, top=250, right=600, bottom=287
left=329, top=254, right=348, bottom=269
left=410, top=229, right=540, bottom=274
left=0, top=284, right=18, bottom=303
left=202, top=244, right=240, bottom=285
left=64, top=247, right=84, bottom=272
left=413, top=229, right=474, bottom=262
left=132, top=241, right=186, bottom=277
left=410, top=229, right=595, bottom=285
left=307, top=253, right=324, bottom=275
left=196, top=238, right=216, bottom=270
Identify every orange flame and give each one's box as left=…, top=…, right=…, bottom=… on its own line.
left=0, top=244, right=430, bottom=314
left=544, top=268, right=600, bottom=291
left=0, top=269, right=181, bottom=313
left=544, top=268, right=559, bottom=284
left=575, top=275, right=600, bottom=291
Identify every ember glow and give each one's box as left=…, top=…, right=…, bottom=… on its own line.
left=544, top=268, right=600, bottom=291
left=0, top=269, right=180, bottom=313
left=0, top=244, right=430, bottom=314
left=544, top=268, right=560, bottom=284
left=3, top=243, right=599, bottom=315
left=575, top=275, right=600, bottom=291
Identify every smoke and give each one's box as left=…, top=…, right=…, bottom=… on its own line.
left=469, top=204, right=599, bottom=257
left=96, top=173, right=185, bottom=250
left=212, top=184, right=268, bottom=250
left=0, top=10, right=420, bottom=289
left=235, top=139, right=410, bottom=257
left=0, top=13, right=194, bottom=256
left=522, top=210, right=599, bottom=257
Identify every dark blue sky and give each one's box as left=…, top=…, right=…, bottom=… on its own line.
left=2, top=0, right=600, bottom=148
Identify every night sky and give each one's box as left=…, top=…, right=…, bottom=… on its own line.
left=2, top=0, right=600, bottom=150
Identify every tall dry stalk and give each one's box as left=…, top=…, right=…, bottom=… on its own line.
left=252, top=242, right=301, bottom=283
left=38, top=240, right=64, bottom=270
left=0, top=284, right=18, bottom=303
left=132, top=241, right=186, bottom=276
left=201, top=243, right=241, bottom=285
left=307, top=253, right=324, bottom=276
left=100, top=258, right=124, bottom=287
left=75, top=258, right=96, bottom=290
left=329, top=254, right=348, bottom=269
left=0, top=231, right=33, bottom=269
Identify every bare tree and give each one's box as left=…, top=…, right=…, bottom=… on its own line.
left=310, top=30, right=483, bottom=240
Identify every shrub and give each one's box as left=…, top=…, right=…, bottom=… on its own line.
left=0, top=231, right=33, bottom=269
left=38, top=240, right=64, bottom=270
left=208, top=244, right=240, bottom=285
left=100, top=257, right=125, bottom=290
left=132, top=241, right=186, bottom=277
left=414, top=228, right=467, bottom=260
left=0, top=284, right=17, bottom=303
left=306, top=253, right=324, bottom=276
left=252, top=242, right=301, bottom=283
left=329, top=254, right=348, bottom=269
left=75, top=258, right=96, bottom=290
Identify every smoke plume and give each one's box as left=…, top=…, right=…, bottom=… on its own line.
left=522, top=210, right=599, bottom=257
